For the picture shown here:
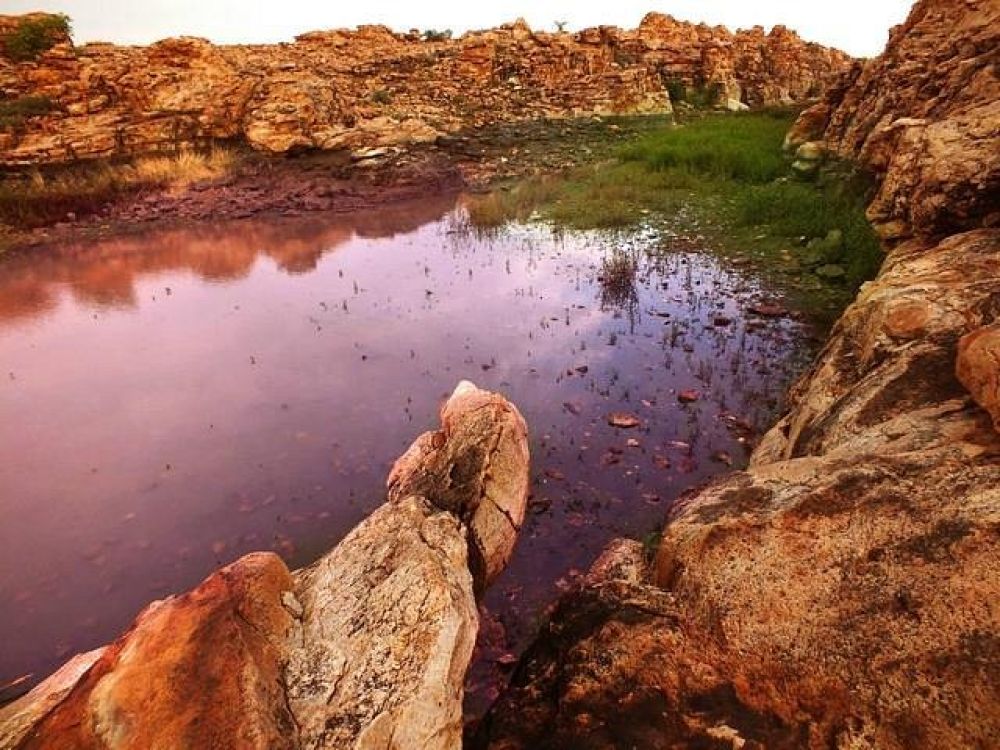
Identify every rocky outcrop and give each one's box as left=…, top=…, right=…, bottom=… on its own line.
left=477, top=2, right=1000, bottom=748
left=0, top=381, right=529, bottom=750
left=785, top=0, right=999, bottom=241
left=0, top=13, right=850, bottom=166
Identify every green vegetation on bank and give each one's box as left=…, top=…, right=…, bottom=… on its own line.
left=2, top=14, right=71, bottom=62
left=465, top=110, right=882, bottom=311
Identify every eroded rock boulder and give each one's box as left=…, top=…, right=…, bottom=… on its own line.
left=0, top=381, right=529, bottom=750
left=957, top=323, right=1000, bottom=432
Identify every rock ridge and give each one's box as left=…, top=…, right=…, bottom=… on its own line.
left=0, top=12, right=851, bottom=166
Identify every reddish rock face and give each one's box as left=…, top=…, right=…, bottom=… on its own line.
left=787, top=0, right=1000, bottom=240
left=957, top=323, right=1000, bottom=431
left=0, top=13, right=850, bottom=166
left=12, top=552, right=299, bottom=749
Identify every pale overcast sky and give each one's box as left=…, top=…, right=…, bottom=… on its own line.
left=6, top=1, right=913, bottom=57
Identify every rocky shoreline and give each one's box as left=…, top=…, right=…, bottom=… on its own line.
left=1, top=382, right=530, bottom=749
left=476, top=1, right=1000, bottom=747
left=1, top=0, right=997, bottom=748
left=0, top=114, right=669, bottom=253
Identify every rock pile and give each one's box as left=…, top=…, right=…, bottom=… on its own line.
left=0, top=13, right=851, bottom=166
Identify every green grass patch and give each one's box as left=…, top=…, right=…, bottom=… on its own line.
left=620, top=112, right=790, bottom=183
left=463, top=111, right=882, bottom=317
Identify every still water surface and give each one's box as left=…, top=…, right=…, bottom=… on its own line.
left=0, top=196, right=815, bottom=711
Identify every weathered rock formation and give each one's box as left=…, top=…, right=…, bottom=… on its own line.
left=0, top=381, right=529, bottom=750
left=0, top=13, right=850, bottom=166
left=477, top=2, right=1000, bottom=748
left=785, top=0, right=999, bottom=241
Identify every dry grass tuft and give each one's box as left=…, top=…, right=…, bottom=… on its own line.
left=0, top=146, right=237, bottom=229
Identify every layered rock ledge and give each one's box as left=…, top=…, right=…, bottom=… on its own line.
left=477, top=1, right=1000, bottom=748
left=0, top=13, right=850, bottom=166
left=0, top=381, right=529, bottom=750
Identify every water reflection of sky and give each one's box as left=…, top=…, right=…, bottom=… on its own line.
left=0, top=199, right=816, bottom=713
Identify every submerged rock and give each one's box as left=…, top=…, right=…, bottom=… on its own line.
left=0, top=381, right=529, bottom=750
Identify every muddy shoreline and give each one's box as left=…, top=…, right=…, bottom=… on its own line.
left=1, top=116, right=670, bottom=255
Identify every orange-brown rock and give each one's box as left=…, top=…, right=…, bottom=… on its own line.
left=0, top=13, right=850, bottom=166
left=0, top=381, right=530, bottom=750
left=477, top=2, right=1000, bottom=748
left=786, top=0, right=999, bottom=240
left=957, top=323, right=1000, bottom=431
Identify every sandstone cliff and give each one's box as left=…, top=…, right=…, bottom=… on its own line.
left=0, top=14, right=850, bottom=166
left=0, top=382, right=530, bottom=750
left=478, top=2, right=1000, bottom=748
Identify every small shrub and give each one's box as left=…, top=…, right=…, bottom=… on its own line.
left=3, top=14, right=72, bottom=62
left=370, top=89, right=393, bottom=105
left=0, top=95, right=55, bottom=132
left=665, top=79, right=686, bottom=104
left=423, top=29, right=452, bottom=42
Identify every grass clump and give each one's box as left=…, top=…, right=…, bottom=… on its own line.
left=620, top=113, right=790, bottom=183
left=598, top=247, right=640, bottom=310
left=3, top=14, right=72, bottom=62
left=0, top=146, right=236, bottom=228
left=735, top=176, right=882, bottom=284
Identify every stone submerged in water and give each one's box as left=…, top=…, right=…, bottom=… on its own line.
left=0, top=381, right=529, bottom=750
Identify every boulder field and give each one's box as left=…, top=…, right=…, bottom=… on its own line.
left=476, top=1, right=1000, bottom=747
left=0, top=13, right=850, bottom=166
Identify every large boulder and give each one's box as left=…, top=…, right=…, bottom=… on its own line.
left=1, top=381, right=529, bottom=750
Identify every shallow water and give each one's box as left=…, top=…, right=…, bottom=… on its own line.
left=0, top=196, right=815, bottom=712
